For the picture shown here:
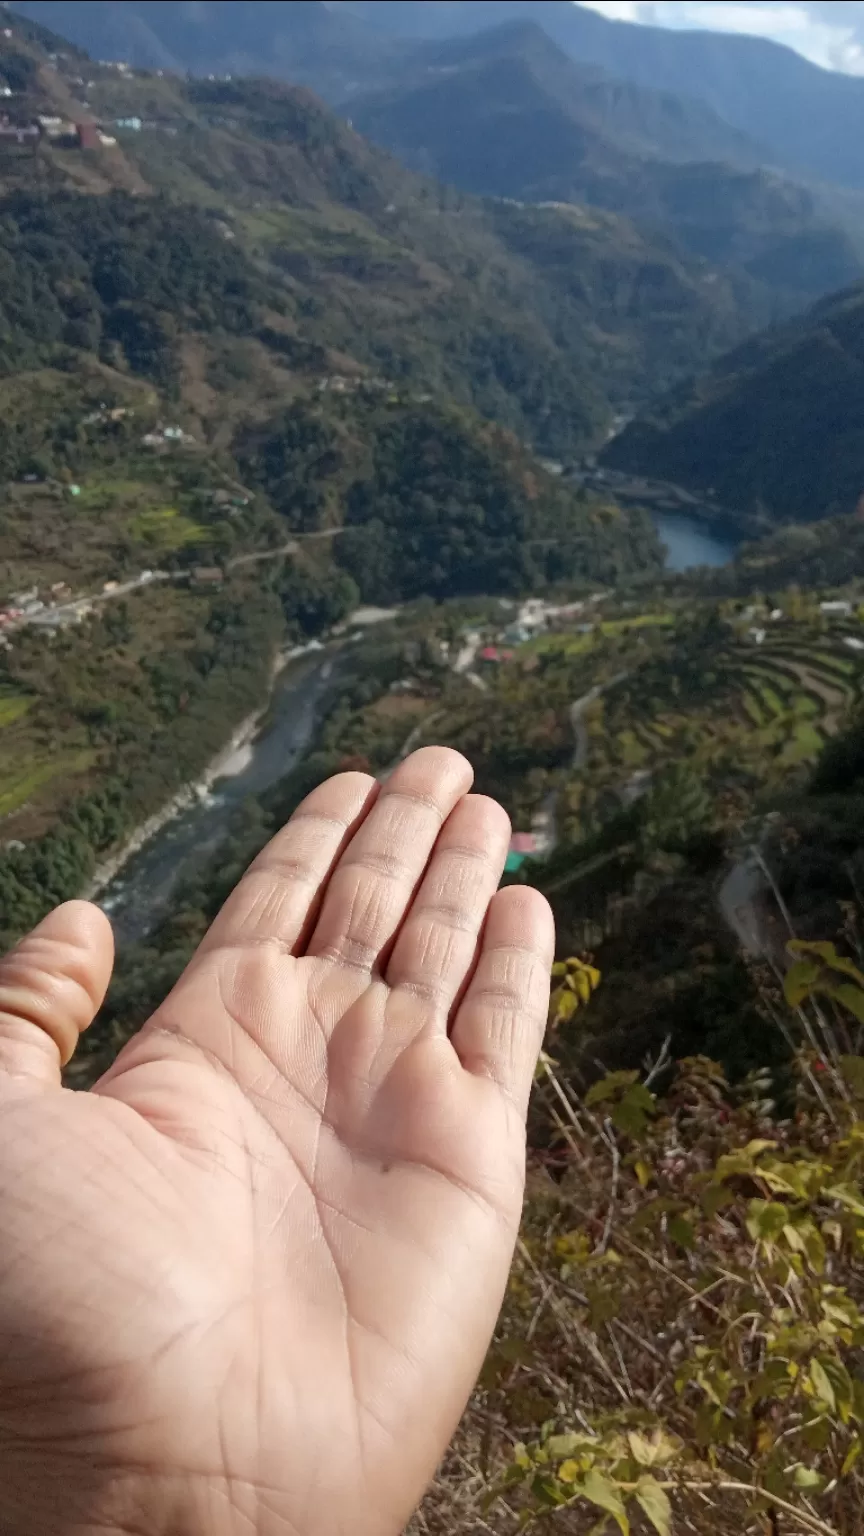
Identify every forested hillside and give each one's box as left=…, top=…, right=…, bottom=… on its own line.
left=0, top=19, right=774, bottom=459
left=237, top=395, right=663, bottom=602
left=346, top=24, right=864, bottom=310
left=607, top=281, right=864, bottom=523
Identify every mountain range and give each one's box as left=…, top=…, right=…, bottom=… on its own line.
left=343, top=21, right=864, bottom=308
left=10, top=0, right=864, bottom=315
left=0, top=10, right=764, bottom=463
left=6, top=2, right=864, bottom=537
left=335, top=1, right=864, bottom=195
left=14, top=0, right=864, bottom=195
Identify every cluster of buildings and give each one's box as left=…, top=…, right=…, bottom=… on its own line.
left=0, top=112, right=117, bottom=149
left=141, top=425, right=195, bottom=448
left=455, top=596, right=603, bottom=676
left=0, top=581, right=76, bottom=641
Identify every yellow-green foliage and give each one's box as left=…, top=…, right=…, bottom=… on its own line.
left=0, top=694, right=31, bottom=727
left=128, top=507, right=207, bottom=549
left=448, top=951, right=864, bottom=1536
left=0, top=750, right=95, bottom=818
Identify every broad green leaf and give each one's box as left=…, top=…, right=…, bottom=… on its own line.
left=667, top=1215, right=696, bottom=1251
left=611, top=1094, right=651, bottom=1138
left=581, top=1470, right=630, bottom=1535
left=840, top=1055, right=864, bottom=1098
left=827, top=1183, right=864, bottom=1218
left=555, top=988, right=579, bottom=1025
left=546, top=1433, right=587, bottom=1460
left=585, top=1071, right=639, bottom=1107
left=802, top=1224, right=827, bottom=1275
left=830, top=984, right=864, bottom=1025
left=701, top=1183, right=734, bottom=1219
left=793, top=1466, right=825, bottom=1491
left=714, top=1141, right=777, bottom=1181
left=634, top=1476, right=672, bottom=1536
left=531, top=1474, right=568, bottom=1508
left=746, top=1199, right=789, bottom=1244
left=788, top=939, right=864, bottom=989
left=809, top=1358, right=836, bottom=1411
left=820, top=1356, right=853, bottom=1418
left=784, top=959, right=822, bottom=1008
left=627, top=1432, right=657, bottom=1467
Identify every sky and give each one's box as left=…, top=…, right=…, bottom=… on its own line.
left=576, top=1, right=864, bottom=74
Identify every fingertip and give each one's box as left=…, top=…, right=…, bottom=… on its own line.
left=0, top=901, right=116, bottom=1078
left=462, top=792, right=511, bottom=841
left=450, top=884, right=556, bottom=1116
left=49, top=899, right=115, bottom=949
left=484, top=884, right=555, bottom=964
left=395, top=744, right=474, bottom=797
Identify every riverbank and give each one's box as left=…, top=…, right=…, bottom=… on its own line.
left=91, top=651, right=337, bottom=944
left=83, top=705, right=267, bottom=900
left=84, top=642, right=329, bottom=902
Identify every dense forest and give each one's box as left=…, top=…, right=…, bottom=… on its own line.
left=0, top=190, right=280, bottom=388
left=238, top=396, right=664, bottom=601
left=607, top=280, right=864, bottom=522
left=0, top=11, right=771, bottom=460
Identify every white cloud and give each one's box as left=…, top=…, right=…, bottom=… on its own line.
left=576, top=0, right=864, bottom=74
left=575, top=1, right=641, bottom=16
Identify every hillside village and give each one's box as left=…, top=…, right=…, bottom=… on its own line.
left=0, top=29, right=205, bottom=150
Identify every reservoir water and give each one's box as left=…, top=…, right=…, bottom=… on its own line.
left=650, top=510, right=738, bottom=571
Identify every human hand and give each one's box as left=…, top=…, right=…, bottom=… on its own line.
left=0, top=749, right=553, bottom=1536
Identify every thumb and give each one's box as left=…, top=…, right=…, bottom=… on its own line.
left=0, top=901, right=114, bottom=1087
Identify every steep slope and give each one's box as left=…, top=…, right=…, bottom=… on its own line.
left=605, top=283, right=864, bottom=524
left=0, top=16, right=766, bottom=458
left=13, top=1, right=864, bottom=311
left=235, top=393, right=664, bottom=601
left=350, top=21, right=769, bottom=171
left=6, top=0, right=408, bottom=101
left=346, top=23, right=864, bottom=307
left=336, top=0, right=864, bottom=195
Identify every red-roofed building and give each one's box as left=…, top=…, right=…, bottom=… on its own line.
left=76, top=121, right=100, bottom=150
left=479, top=646, right=500, bottom=662
left=510, top=833, right=538, bottom=855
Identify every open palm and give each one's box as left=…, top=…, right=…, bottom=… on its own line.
left=0, top=748, right=553, bottom=1536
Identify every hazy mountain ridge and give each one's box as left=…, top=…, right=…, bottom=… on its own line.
left=344, top=25, right=864, bottom=308
left=12, top=1, right=864, bottom=314
left=336, top=0, right=864, bottom=194
left=0, top=14, right=770, bottom=460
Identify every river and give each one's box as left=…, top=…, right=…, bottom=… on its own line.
left=96, top=654, right=336, bottom=947
left=650, top=511, right=738, bottom=572
left=94, top=503, right=734, bottom=947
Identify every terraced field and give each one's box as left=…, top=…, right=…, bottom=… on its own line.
left=593, top=628, right=864, bottom=797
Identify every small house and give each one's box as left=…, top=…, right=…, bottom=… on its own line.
left=75, top=122, right=101, bottom=150
left=192, top=567, right=224, bottom=585
left=505, top=833, right=539, bottom=876
left=479, top=646, right=500, bottom=663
